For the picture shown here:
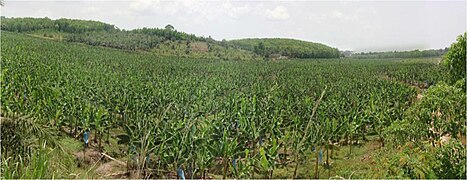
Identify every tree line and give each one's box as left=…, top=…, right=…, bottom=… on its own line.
left=1, top=17, right=117, bottom=33
left=349, top=49, right=448, bottom=59
left=228, top=38, right=341, bottom=59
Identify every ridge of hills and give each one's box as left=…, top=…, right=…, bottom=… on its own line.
left=0, top=16, right=341, bottom=60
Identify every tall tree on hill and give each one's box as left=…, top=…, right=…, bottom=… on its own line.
left=165, top=24, right=175, bottom=31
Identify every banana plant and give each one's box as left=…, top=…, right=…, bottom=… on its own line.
left=231, top=149, right=254, bottom=178
left=92, top=106, right=108, bottom=150
left=292, top=87, right=326, bottom=179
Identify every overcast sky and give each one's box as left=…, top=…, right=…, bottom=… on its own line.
left=1, top=0, right=466, bottom=52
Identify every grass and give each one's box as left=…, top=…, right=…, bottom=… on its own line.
left=44, top=127, right=137, bottom=178
left=47, top=136, right=91, bottom=178
left=271, top=135, right=399, bottom=179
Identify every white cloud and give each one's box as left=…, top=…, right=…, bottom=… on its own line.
left=129, top=0, right=161, bottom=12
left=222, top=1, right=251, bottom=18
left=123, top=0, right=252, bottom=24
left=308, top=10, right=360, bottom=24
left=265, top=6, right=290, bottom=20
left=329, top=10, right=358, bottom=21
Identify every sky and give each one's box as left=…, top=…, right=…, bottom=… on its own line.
left=1, top=0, right=466, bottom=52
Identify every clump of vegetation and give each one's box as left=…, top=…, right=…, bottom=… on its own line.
left=0, top=17, right=117, bottom=33
left=382, top=32, right=467, bottom=179
left=443, top=32, right=466, bottom=84
left=385, top=142, right=440, bottom=178
left=385, top=81, right=466, bottom=145
left=381, top=140, right=466, bottom=179
left=0, top=111, right=58, bottom=179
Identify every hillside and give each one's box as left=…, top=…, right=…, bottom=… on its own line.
left=229, top=38, right=341, bottom=58
left=1, top=17, right=340, bottom=60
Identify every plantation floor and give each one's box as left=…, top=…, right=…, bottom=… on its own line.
left=272, top=136, right=397, bottom=179
left=49, top=132, right=397, bottom=179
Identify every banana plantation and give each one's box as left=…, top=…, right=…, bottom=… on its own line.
left=1, top=31, right=464, bottom=179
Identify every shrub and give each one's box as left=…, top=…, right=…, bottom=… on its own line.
left=383, top=140, right=466, bottom=179
left=443, top=32, right=466, bottom=84
left=385, top=81, right=466, bottom=144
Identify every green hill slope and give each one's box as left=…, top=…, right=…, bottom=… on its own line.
left=228, top=38, right=341, bottom=58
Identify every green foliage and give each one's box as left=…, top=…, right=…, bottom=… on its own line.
left=435, top=140, right=467, bottom=178
left=165, top=24, right=175, bottom=31
left=386, top=81, right=466, bottom=144
left=132, top=27, right=204, bottom=42
left=384, top=143, right=439, bottom=178
left=229, top=38, right=341, bottom=58
left=443, top=32, right=467, bottom=84
left=65, top=31, right=164, bottom=51
left=1, top=143, right=52, bottom=179
left=63, top=27, right=206, bottom=51
left=350, top=49, right=448, bottom=59
left=0, top=111, right=58, bottom=161
left=382, top=140, right=466, bottom=179
left=1, top=17, right=116, bottom=33
left=149, top=41, right=261, bottom=60
left=383, top=70, right=466, bottom=179
left=382, top=58, right=448, bottom=86
left=0, top=111, right=56, bottom=179
left=1, top=17, right=55, bottom=32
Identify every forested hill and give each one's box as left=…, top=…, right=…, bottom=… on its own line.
left=1, top=17, right=117, bottom=33
left=228, top=38, right=341, bottom=58
left=0, top=17, right=210, bottom=49
left=1, top=17, right=341, bottom=59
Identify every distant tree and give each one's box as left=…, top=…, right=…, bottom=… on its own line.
left=254, top=42, right=265, bottom=56
left=207, top=35, right=214, bottom=42
left=165, top=24, right=174, bottom=31
left=443, top=32, right=466, bottom=84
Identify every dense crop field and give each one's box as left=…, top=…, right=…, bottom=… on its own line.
left=1, top=32, right=461, bottom=179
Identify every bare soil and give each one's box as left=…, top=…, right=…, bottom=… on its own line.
left=74, top=148, right=103, bottom=165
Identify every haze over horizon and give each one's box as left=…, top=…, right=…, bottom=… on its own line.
left=1, top=0, right=466, bottom=52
